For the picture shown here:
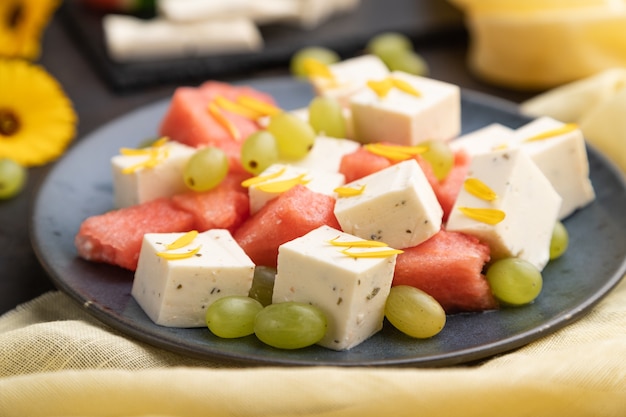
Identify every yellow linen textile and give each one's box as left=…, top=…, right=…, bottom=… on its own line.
left=0, top=279, right=624, bottom=417
left=2, top=71, right=626, bottom=416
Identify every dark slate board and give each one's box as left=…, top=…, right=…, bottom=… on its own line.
left=59, top=0, right=464, bottom=91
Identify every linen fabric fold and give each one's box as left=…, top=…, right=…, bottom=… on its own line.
left=2, top=70, right=626, bottom=416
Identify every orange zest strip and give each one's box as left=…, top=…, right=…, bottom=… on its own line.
left=237, top=95, right=282, bottom=117
left=157, top=246, right=202, bottom=260
left=208, top=102, right=241, bottom=141
left=240, top=167, right=287, bottom=188
left=457, top=207, right=506, bottom=225
left=463, top=178, right=498, bottom=201
left=165, top=230, right=199, bottom=251
left=334, top=184, right=366, bottom=197
left=524, top=123, right=578, bottom=142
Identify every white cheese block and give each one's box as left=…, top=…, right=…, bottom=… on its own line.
left=131, top=230, right=255, bottom=328
left=112, top=141, right=195, bottom=209
left=287, top=136, right=361, bottom=173
left=273, top=225, right=397, bottom=350
left=334, top=159, right=443, bottom=249
left=349, top=71, right=461, bottom=146
left=511, top=117, right=595, bottom=219
left=103, top=14, right=263, bottom=62
left=446, top=148, right=562, bottom=271
left=248, top=163, right=345, bottom=214
left=449, top=123, right=515, bottom=156
left=309, top=55, right=390, bottom=108
left=158, top=0, right=360, bottom=29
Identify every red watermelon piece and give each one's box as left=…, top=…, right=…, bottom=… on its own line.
left=171, top=172, right=251, bottom=233
left=393, top=229, right=496, bottom=313
left=75, top=198, right=195, bottom=271
left=339, top=147, right=392, bottom=183
left=234, top=184, right=341, bottom=268
left=158, top=81, right=276, bottom=174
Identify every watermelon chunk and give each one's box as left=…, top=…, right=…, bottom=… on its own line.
left=393, top=229, right=496, bottom=313
left=75, top=198, right=195, bottom=271
left=171, top=172, right=250, bottom=233
left=339, top=147, right=392, bottom=183
left=158, top=81, right=276, bottom=173
left=234, top=185, right=341, bottom=268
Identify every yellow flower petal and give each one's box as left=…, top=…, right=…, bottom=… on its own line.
left=0, top=0, right=60, bottom=60
left=463, top=177, right=498, bottom=201
left=0, top=59, right=76, bottom=166
left=165, top=230, right=199, bottom=250
left=524, top=123, right=578, bottom=142
left=457, top=207, right=506, bottom=225
left=334, top=184, right=366, bottom=197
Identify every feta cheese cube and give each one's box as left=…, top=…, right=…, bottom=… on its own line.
left=131, top=229, right=255, bottom=328
left=446, top=148, right=562, bottom=271
left=334, top=159, right=443, bottom=249
left=449, top=123, right=515, bottom=156
left=287, top=136, right=361, bottom=173
left=248, top=163, right=345, bottom=213
left=511, top=117, right=595, bottom=219
left=273, top=225, right=397, bottom=350
left=350, top=71, right=461, bottom=146
left=309, top=55, right=390, bottom=107
left=112, top=141, right=195, bottom=209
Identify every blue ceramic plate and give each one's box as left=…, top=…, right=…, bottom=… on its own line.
left=31, top=77, right=626, bottom=367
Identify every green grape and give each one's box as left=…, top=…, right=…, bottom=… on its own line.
left=549, top=221, right=569, bottom=260
left=420, top=140, right=454, bottom=181
left=241, top=131, right=280, bottom=175
left=486, top=258, right=543, bottom=306
left=183, top=146, right=228, bottom=191
left=384, top=50, right=429, bottom=76
left=308, top=96, right=347, bottom=138
left=290, top=46, right=340, bottom=78
left=248, top=266, right=277, bottom=307
left=366, top=32, right=413, bottom=64
left=384, top=285, right=446, bottom=338
left=254, top=302, right=327, bottom=349
left=205, top=296, right=263, bottom=338
left=0, top=158, right=27, bottom=200
left=266, top=112, right=316, bottom=160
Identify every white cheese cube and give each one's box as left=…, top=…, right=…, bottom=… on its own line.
left=131, top=229, right=255, bottom=328
left=350, top=71, right=461, bottom=146
left=273, top=225, right=397, bottom=350
left=309, top=55, right=390, bottom=107
left=287, top=136, right=361, bottom=173
left=334, top=159, right=443, bottom=249
left=112, top=141, right=195, bottom=209
left=449, top=123, right=515, bottom=156
left=446, top=148, right=562, bottom=271
left=104, top=14, right=262, bottom=62
left=248, top=163, right=345, bottom=214
left=511, top=117, right=595, bottom=219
